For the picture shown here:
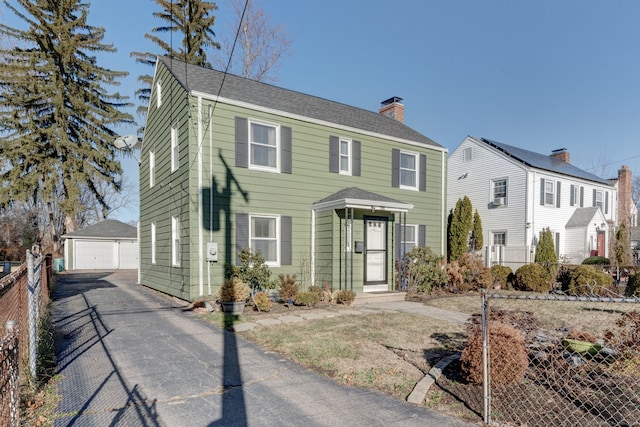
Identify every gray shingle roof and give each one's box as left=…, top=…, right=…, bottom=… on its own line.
left=158, top=56, right=443, bottom=149
left=63, top=220, right=137, bottom=239
left=565, top=207, right=601, bottom=228
left=475, top=137, right=612, bottom=186
left=315, top=187, right=406, bottom=205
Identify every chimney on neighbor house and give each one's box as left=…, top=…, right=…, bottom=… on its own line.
left=550, top=148, right=570, bottom=163
left=379, top=96, right=404, bottom=123
left=618, top=165, right=633, bottom=226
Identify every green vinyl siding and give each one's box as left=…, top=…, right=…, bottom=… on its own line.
left=139, top=60, right=446, bottom=300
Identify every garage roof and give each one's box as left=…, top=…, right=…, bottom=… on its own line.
left=62, top=220, right=137, bottom=239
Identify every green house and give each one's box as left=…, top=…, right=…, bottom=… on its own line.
left=139, top=56, right=447, bottom=301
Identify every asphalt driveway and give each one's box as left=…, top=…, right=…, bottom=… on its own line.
left=51, top=270, right=474, bottom=426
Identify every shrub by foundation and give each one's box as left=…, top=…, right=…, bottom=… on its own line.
left=514, top=263, right=552, bottom=293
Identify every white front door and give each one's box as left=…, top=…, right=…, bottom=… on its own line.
left=365, top=218, right=387, bottom=287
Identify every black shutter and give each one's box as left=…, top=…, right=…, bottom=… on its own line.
left=605, top=191, right=609, bottom=214
left=418, top=225, right=426, bottom=247
left=329, top=136, right=339, bottom=173
left=352, top=140, right=361, bottom=176
left=419, top=154, right=427, bottom=191
left=281, top=216, right=292, bottom=265
left=281, top=126, right=292, bottom=174
left=593, top=189, right=597, bottom=207
left=580, top=186, right=584, bottom=207
left=392, top=149, right=400, bottom=188
left=570, top=184, right=575, bottom=206
left=556, top=181, right=561, bottom=208
left=235, top=117, right=248, bottom=168
left=540, top=178, right=545, bottom=205
left=235, top=213, right=249, bottom=265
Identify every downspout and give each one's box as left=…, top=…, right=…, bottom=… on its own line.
left=441, top=151, right=446, bottom=255
left=311, top=208, right=316, bottom=286
left=344, top=207, right=348, bottom=290
left=350, top=207, right=354, bottom=291
left=208, top=104, right=213, bottom=296
left=197, top=97, right=203, bottom=297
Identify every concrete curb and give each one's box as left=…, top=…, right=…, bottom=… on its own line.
left=407, top=353, right=461, bottom=404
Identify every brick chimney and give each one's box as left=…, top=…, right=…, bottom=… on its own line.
left=379, top=96, right=404, bottom=123
left=618, top=165, right=633, bottom=226
left=550, top=148, right=570, bottom=163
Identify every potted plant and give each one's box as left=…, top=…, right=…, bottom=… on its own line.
left=217, top=277, right=251, bottom=315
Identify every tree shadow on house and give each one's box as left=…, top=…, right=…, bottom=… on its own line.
left=202, top=150, right=249, bottom=426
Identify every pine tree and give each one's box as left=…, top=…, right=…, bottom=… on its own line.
left=448, top=197, right=474, bottom=261
left=130, top=0, right=220, bottom=116
left=535, top=228, right=557, bottom=264
left=471, top=209, right=484, bottom=250
left=614, top=223, right=632, bottom=266
left=0, top=0, right=134, bottom=251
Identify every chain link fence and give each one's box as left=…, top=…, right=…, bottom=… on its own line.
left=0, top=251, right=52, bottom=427
left=476, top=290, right=640, bottom=426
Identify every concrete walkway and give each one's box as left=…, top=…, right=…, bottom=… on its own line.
left=52, top=270, right=475, bottom=427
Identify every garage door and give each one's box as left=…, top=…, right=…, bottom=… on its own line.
left=118, top=241, right=139, bottom=269
left=74, top=240, right=117, bottom=270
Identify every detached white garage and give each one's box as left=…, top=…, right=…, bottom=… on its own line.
left=63, top=220, right=138, bottom=270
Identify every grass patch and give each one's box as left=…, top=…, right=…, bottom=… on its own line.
left=237, top=311, right=467, bottom=400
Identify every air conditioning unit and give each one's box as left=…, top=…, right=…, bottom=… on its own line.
left=494, top=197, right=505, bottom=206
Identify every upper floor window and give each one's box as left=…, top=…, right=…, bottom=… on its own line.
left=570, top=184, right=580, bottom=206
left=400, top=151, right=418, bottom=190
left=149, top=151, right=155, bottom=188
left=463, top=147, right=473, bottom=162
left=171, top=216, right=180, bottom=266
left=156, top=81, right=162, bottom=109
left=594, top=190, right=604, bottom=209
left=544, top=180, right=555, bottom=205
left=492, top=178, right=507, bottom=206
left=171, top=122, right=179, bottom=172
left=250, top=120, right=279, bottom=171
left=339, top=138, right=351, bottom=175
left=250, top=214, right=280, bottom=266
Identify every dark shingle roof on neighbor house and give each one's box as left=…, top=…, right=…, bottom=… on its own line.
left=63, top=220, right=137, bottom=239
left=158, top=56, right=443, bottom=149
left=474, top=137, right=612, bottom=186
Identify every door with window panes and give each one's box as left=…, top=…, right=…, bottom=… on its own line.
left=365, top=217, right=387, bottom=284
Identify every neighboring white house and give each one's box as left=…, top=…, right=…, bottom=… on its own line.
left=62, top=220, right=138, bottom=270
left=448, top=136, right=617, bottom=269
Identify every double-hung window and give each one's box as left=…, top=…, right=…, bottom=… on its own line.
left=249, top=120, right=279, bottom=171
left=339, top=138, right=351, bottom=175
left=400, top=151, right=418, bottom=190
left=171, top=122, right=179, bottom=172
left=400, top=224, right=418, bottom=255
left=149, top=151, right=155, bottom=188
left=544, top=180, right=555, bottom=205
left=492, top=178, right=507, bottom=205
left=595, top=190, right=604, bottom=209
left=151, top=223, right=156, bottom=264
left=250, top=214, right=280, bottom=266
left=171, top=216, right=180, bottom=266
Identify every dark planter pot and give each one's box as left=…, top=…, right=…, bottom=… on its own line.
left=221, top=301, right=245, bottom=315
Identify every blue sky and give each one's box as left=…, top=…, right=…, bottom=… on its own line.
left=4, top=1, right=640, bottom=223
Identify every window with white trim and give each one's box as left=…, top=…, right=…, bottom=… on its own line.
left=400, top=151, right=418, bottom=190
left=492, top=178, right=507, bottom=205
left=171, top=122, right=179, bottom=172
left=171, top=216, right=180, bottom=266
left=400, top=224, right=418, bottom=255
left=339, top=138, right=351, bottom=175
left=492, top=232, right=506, bottom=246
left=595, top=190, right=603, bottom=209
left=544, top=180, right=555, bottom=205
left=249, top=120, right=279, bottom=171
left=156, top=81, right=162, bottom=108
left=571, top=184, right=579, bottom=206
left=463, top=147, right=473, bottom=162
left=149, top=151, right=155, bottom=187
left=151, top=223, right=156, bottom=264
left=250, top=214, right=279, bottom=266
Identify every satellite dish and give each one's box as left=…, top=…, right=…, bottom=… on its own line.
left=114, top=134, right=139, bottom=149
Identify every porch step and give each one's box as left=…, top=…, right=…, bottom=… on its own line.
left=352, top=291, right=407, bottom=306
